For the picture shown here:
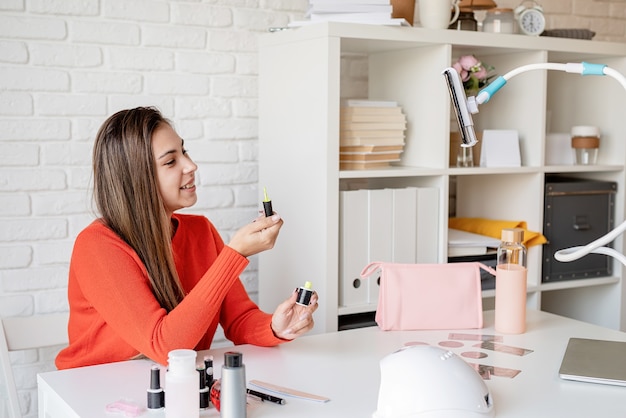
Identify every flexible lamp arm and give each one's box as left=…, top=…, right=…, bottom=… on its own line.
left=442, top=62, right=626, bottom=147
left=443, top=61, right=626, bottom=267
left=475, top=62, right=625, bottom=105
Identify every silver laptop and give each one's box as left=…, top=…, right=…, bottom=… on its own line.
left=559, top=337, right=626, bottom=386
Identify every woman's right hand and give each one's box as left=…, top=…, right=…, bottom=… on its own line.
left=227, top=213, right=283, bottom=257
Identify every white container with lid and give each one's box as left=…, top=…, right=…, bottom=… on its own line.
left=165, top=349, right=199, bottom=418
left=482, top=8, right=517, bottom=34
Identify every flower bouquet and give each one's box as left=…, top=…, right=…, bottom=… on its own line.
left=452, top=55, right=496, bottom=96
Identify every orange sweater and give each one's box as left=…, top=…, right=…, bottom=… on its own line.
left=56, top=213, right=284, bottom=369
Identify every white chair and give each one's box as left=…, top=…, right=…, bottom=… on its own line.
left=0, top=313, right=69, bottom=418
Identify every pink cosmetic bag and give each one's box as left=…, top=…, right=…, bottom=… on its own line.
left=360, top=261, right=496, bottom=331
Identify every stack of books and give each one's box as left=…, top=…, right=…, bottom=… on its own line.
left=447, top=228, right=501, bottom=257
left=289, top=0, right=409, bottom=27
left=340, top=99, right=406, bottom=170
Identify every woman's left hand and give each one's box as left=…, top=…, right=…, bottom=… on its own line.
left=270, top=289, right=319, bottom=340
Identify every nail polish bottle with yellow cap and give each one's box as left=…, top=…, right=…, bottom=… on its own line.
left=296, top=281, right=314, bottom=306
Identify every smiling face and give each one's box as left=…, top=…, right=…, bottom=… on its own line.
left=152, top=123, right=198, bottom=217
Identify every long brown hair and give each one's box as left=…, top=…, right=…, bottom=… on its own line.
left=92, top=107, right=185, bottom=311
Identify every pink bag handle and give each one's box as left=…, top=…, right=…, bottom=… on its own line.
left=360, top=261, right=383, bottom=278
left=477, top=262, right=497, bottom=276
left=360, top=261, right=497, bottom=278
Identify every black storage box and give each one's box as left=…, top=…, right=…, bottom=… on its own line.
left=542, top=177, right=616, bottom=282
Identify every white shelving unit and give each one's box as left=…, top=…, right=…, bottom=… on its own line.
left=258, top=22, right=626, bottom=333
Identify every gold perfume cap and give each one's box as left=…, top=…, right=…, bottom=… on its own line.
left=501, top=228, right=524, bottom=243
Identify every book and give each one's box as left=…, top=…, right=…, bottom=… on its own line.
left=340, top=102, right=407, bottom=133
left=342, top=99, right=398, bottom=108
left=447, top=228, right=501, bottom=257
left=339, top=152, right=403, bottom=162
left=448, top=228, right=501, bottom=247
left=340, top=113, right=406, bottom=123
left=340, top=144, right=404, bottom=153
left=340, top=106, right=403, bottom=115
left=340, top=122, right=406, bottom=131
left=340, top=129, right=405, bottom=138
left=311, top=12, right=392, bottom=22
left=340, top=138, right=405, bottom=146
left=310, top=0, right=390, bottom=4
left=340, top=160, right=396, bottom=170
left=288, top=17, right=408, bottom=27
left=309, top=4, right=392, bottom=14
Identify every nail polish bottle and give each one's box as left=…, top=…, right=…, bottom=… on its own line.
left=296, top=281, right=314, bottom=306
left=204, top=355, right=214, bottom=403
left=147, top=364, right=164, bottom=410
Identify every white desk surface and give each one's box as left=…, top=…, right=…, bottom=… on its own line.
left=38, top=310, right=626, bottom=418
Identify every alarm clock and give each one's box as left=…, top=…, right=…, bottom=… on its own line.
left=514, top=0, right=545, bottom=36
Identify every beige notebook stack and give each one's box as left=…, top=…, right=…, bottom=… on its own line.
left=340, top=100, right=406, bottom=170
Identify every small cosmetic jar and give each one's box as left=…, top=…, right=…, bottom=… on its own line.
left=571, top=125, right=600, bottom=165
left=482, top=8, right=516, bottom=34
left=449, top=10, right=478, bottom=31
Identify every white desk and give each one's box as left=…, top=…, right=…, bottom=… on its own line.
left=38, top=310, right=626, bottom=418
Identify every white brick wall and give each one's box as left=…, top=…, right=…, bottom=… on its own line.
left=0, top=0, right=624, bottom=416
left=0, top=1, right=308, bottom=416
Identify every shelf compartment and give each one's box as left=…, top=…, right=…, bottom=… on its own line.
left=259, top=22, right=626, bottom=333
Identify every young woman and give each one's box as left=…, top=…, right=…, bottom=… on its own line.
left=56, top=107, right=318, bottom=369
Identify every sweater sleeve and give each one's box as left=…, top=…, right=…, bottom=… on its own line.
left=69, top=222, right=251, bottom=365
left=198, top=218, right=285, bottom=347
left=219, top=277, right=286, bottom=347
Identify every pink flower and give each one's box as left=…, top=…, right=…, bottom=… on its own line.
left=473, top=66, right=487, bottom=80
left=453, top=55, right=485, bottom=82
left=452, top=62, right=469, bottom=82
left=457, top=55, right=480, bottom=72
left=452, top=54, right=495, bottom=95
